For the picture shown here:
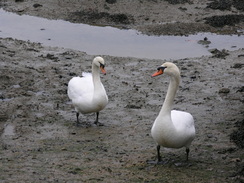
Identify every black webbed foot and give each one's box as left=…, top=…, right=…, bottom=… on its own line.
left=94, top=121, right=104, bottom=126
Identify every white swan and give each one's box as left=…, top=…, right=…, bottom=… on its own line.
left=151, top=62, right=195, bottom=162
left=67, top=56, right=108, bottom=126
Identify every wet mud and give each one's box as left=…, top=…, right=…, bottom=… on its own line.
left=0, top=37, right=243, bottom=182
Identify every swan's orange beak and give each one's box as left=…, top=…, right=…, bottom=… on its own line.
left=152, top=69, right=163, bottom=77
left=100, top=66, right=106, bottom=75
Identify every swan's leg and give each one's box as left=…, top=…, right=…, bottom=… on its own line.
left=95, top=112, right=99, bottom=124
left=76, top=112, right=80, bottom=125
left=157, top=145, right=162, bottom=162
left=94, top=112, right=104, bottom=126
left=186, top=147, right=190, bottom=161
left=96, top=112, right=99, bottom=124
left=93, top=112, right=99, bottom=125
left=146, top=145, right=163, bottom=165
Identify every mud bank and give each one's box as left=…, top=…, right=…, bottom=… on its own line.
left=0, top=37, right=243, bottom=182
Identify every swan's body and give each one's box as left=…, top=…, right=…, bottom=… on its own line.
left=151, top=62, right=195, bottom=162
left=68, top=57, right=108, bottom=125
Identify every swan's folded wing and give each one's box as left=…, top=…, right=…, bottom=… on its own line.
left=171, top=110, right=195, bottom=131
left=81, top=72, right=92, bottom=78
left=67, top=74, right=94, bottom=101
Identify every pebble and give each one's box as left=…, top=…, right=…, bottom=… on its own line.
left=219, top=88, right=230, bottom=94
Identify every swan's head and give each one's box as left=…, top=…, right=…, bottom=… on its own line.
left=93, top=56, right=106, bottom=75
left=152, top=62, right=180, bottom=77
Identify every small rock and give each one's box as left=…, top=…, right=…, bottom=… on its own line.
left=198, top=37, right=211, bottom=45
left=219, top=88, right=230, bottom=94
left=33, top=4, right=42, bottom=8
left=106, top=0, right=117, bottom=4
left=232, top=63, right=244, bottom=69
left=64, top=55, right=73, bottom=59
left=237, top=86, right=244, bottom=92
left=179, top=7, right=187, bottom=11
left=209, top=49, right=229, bottom=58
left=207, top=134, right=214, bottom=138
left=230, top=158, right=241, bottom=162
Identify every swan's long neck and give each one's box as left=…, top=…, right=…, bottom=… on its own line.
left=92, top=64, right=102, bottom=92
left=160, top=73, right=180, bottom=115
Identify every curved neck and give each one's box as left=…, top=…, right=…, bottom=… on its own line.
left=161, top=74, right=180, bottom=114
left=92, top=64, right=102, bottom=92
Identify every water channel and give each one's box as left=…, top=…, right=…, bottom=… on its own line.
left=1, top=9, right=244, bottom=60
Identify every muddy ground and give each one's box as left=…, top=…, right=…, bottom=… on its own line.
left=0, top=0, right=244, bottom=182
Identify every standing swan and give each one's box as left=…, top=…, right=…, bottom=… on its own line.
left=151, top=62, right=195, bottom=162
left=68, top=56, right=108, bottom=126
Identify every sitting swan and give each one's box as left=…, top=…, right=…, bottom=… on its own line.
left=67, top=56, right=108, bottom=126
left=151, top=62, right=195, bottom=162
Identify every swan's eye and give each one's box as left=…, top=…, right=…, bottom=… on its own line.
left=157, top=66, right=166, bottom=71
left=100, top=63, right=105, bottom=68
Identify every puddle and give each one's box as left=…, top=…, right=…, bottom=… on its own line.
left=0, top=9, right=244, bottom=59
left=1, top=98, right=13, bottom=102
left=12, top=84, right=21, bottom=89
left=2, top=124, right=15, bottom=136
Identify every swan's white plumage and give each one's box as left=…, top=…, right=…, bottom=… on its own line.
left=67, top=57, right=108, bottom=123
left=151, top=62, right=195, bottom=160
left=152, top=110, right=195, bottom=149
left=68, top=74, right=93, bottom=113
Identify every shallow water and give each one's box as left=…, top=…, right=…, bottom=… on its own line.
left=1, top=9, right=244, bottom=59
